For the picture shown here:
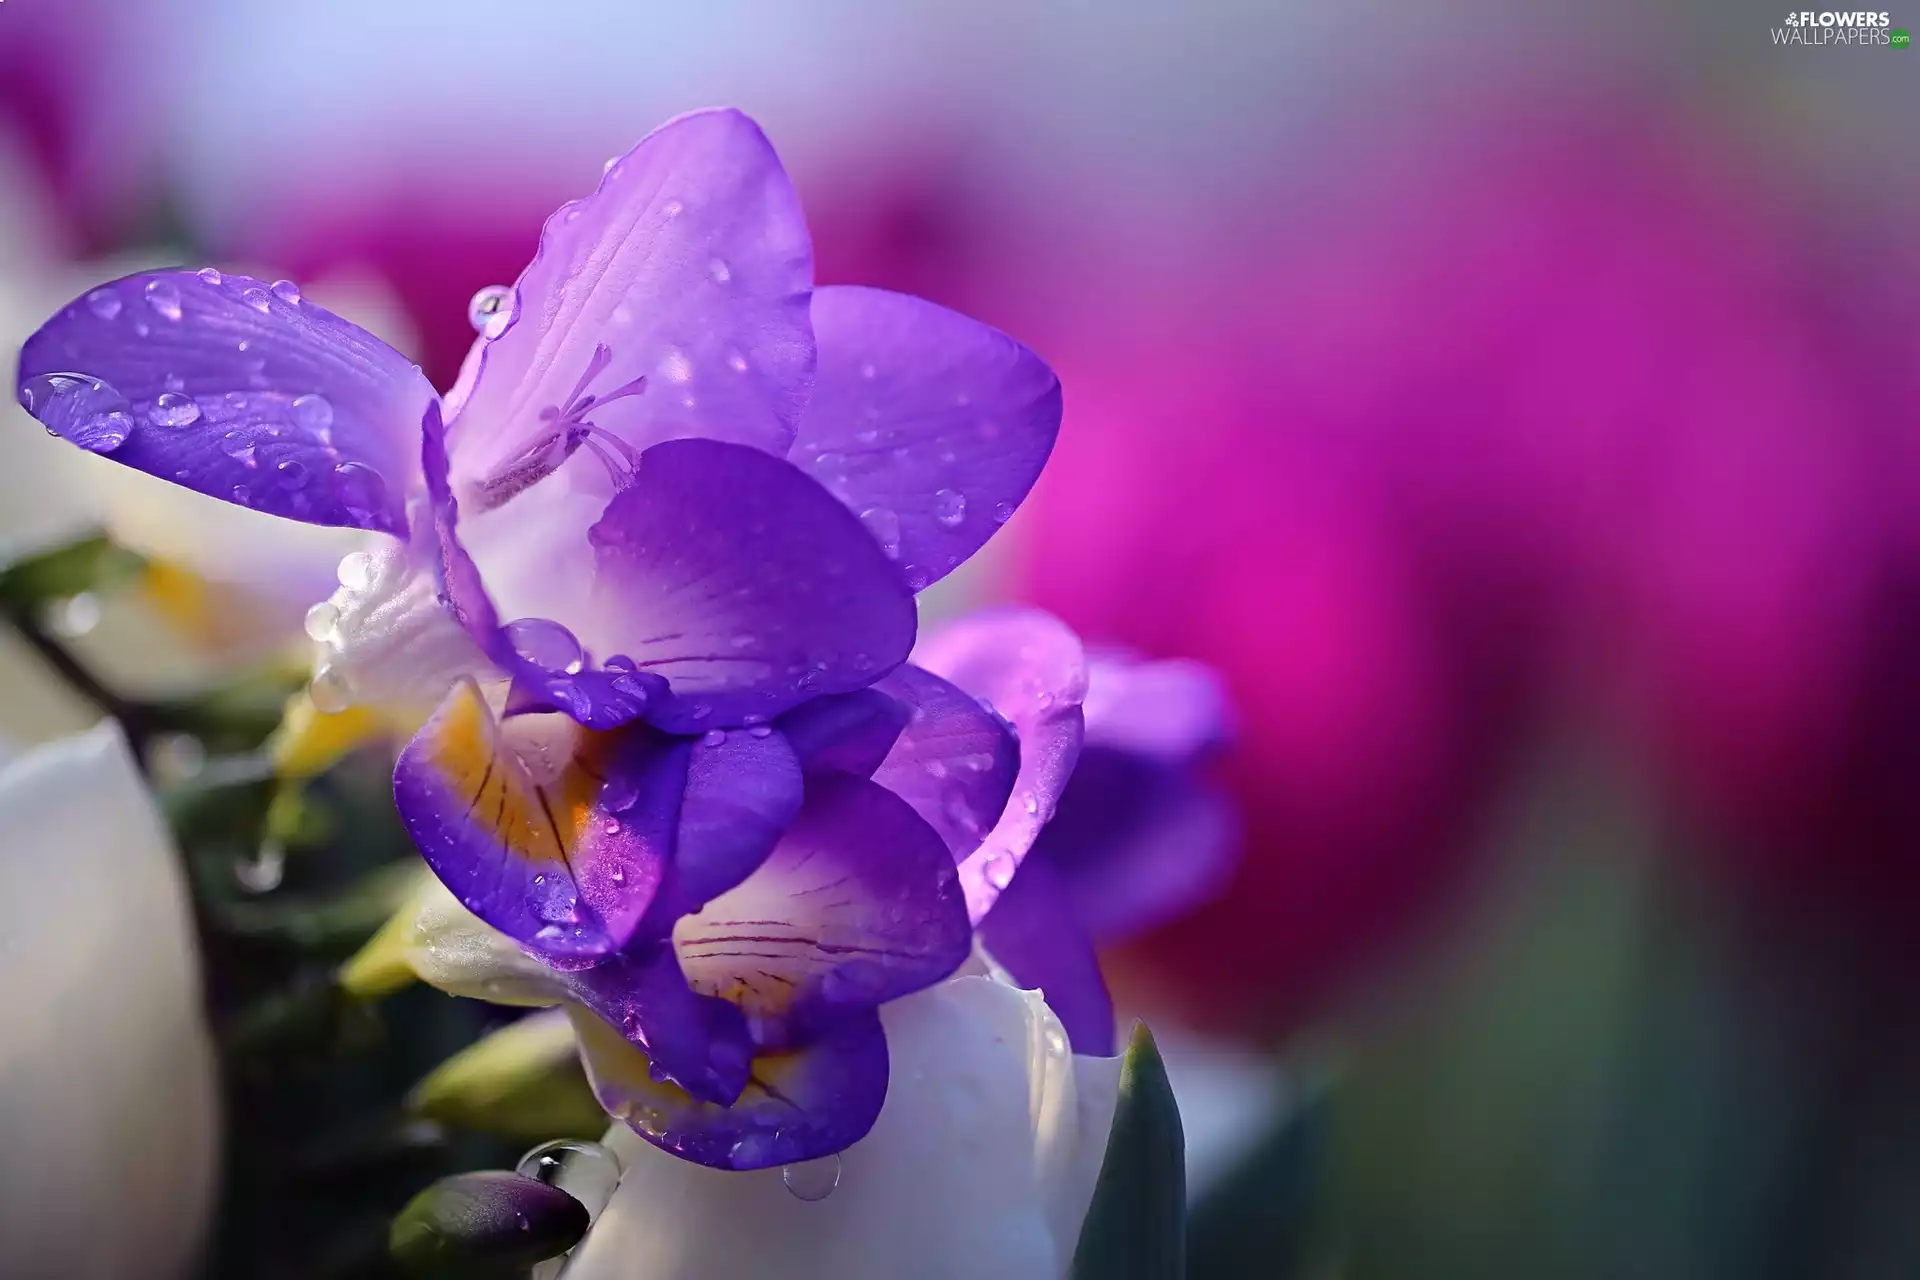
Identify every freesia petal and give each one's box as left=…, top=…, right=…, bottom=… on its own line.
left=672, top=773, right=971, bottom=1043
left=569, top=975, right=1120, bottom=1279
left=562, top=944, right=755, bottom=1106
left=393, top=680, right=678, bottom=962
left=569, top=1003, right=887, bottom=1172
left=0, top=724, right=217, bottom=1280
left=978, top=858, right=1115, bottom=1056
left=773, top=688, right=909, bottom=778
left=641, top=725, right=804, bottom=929
left=916, top=609, right=1089, bottom=920
left=404, top=877, right=571, bottom=1006
left=1081, top=652, right=1234, bottom=763
left=792, top=286, right=1061, bottom=589
left=587, top=439, right=917, bottom=732
left=447, top=108, right=813, bottom=487
left=870, top=662, right=1019, bottom=859
left=1035, top=746, right=1240, bottom=941
left=17, top=268, right=431, bottom=534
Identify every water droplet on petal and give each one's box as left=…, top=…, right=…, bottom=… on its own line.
left=85, top=288, right=122, bottom=319
left=277, top=458, right=308, bottom=485
left=725, top=348, right=749, bottom=373
left=241, top=286, right=273, bottom=313
left=749, top=725, right=773, bottom=738
left=231, top=483, right=253, bottom=504
left=859, top=362, right=878, bottom=380
left=903, top=564, right=930, bottom=590
left=468, top=285, right=515, bottom=338
left=984, top=853, right=1015, bottom=889
left=148, top=392, right=201, bottom=427
left=309, top=663, right=353, bottom=713
left=219, top=432, right=256, bottom=464
left=782, top=1154, right=843, bottom=1202
left=992, top=501, right=1016, bottom=524
left=332, top=462, right=388, bottom=521
left=291, top=393, right=333, bottom=436
left=336, top=550, right=375, bottom=592
left=708, top=257, right=732, bottom=283
left=271, top=279, right=302, bottom=304
left=701, top=730, right=727, bottom=747
left=933, top=488, right=966, bottom=528
left=144, top=279, right=183, bottom=320
left=19, top=373, right=135, bottom=453
left=505, top=617, right=585, bottom=675
left=658, top=349, right=693, bottom=383
left=859, top=507, right=901, bottom=559
left=303, top=601, right=340, bottom=642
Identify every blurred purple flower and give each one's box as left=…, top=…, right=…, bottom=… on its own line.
left=16, top=108, right=1069, bottom=1168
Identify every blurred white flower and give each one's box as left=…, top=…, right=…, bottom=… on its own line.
left=562, top=971, right=1122, bottom=1280
left=0, top=722, right=219, bottom=1279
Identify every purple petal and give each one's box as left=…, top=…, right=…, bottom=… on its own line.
left=18, top=268, right=431, bottom=534
left=570, top=1002, right=888, bottom=1170
left=869, top=664, right=1018, bottom=859
left=1082, top=653, right=1234, bottom=764
left=392, top=681, right=678, bottom=962
left=564, top=942, right=756, bottom=1106
left=914, top=609, right=1089, bottom=921
left=673, top=774, right=970, bottom=1045
left=447, top=107, right=813, bottom=495
left=587, top=439, right=918, bottom=732
left=773, top=689, right=909, bottom=778
left=977, top=857, right=1115, bottom=1056
left=1035, top=746, right=1240, bottom=942
left=640, top=726, right=804, bottom=929
left=791, top=286, right=1061, bottom=590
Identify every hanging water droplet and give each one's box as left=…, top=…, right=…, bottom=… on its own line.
left=782, top=1154, right=843, bottom=1202
left=19, top=373, right=135, bottom=453
left=241, top=287, right=273, bottom=313
left=196, top=267, right=223, bottom=285
left=505, top=617, right=585, bottom=674
left=234, top=842, right=286, bottom=893
left=291, top=393, right=333, bottom=434
left=516, top=1139, right=621, bottom=1222
left=468, top=285, right=515, bottom=338
left=933, top=488, right=966, bottom=528
left=144, top=279, right=183, bottom=320
left=85, top=288, right=122, bottom=319
left=859, top=507, right=901, bottom=559
left=331, top=461, right=389, bottom=522
left=303, top=601, right=341, bottom=642
left=146, top=733, right=207, bottom=786
left=148, top=392, right=201, bottom=427
left=309, top=663, right=353, bottom=713
left=271, top=279, right=302, bottom=304
left=333, top=551, right=374, bottom=594
left=44, top=592, right=100, bottom=638
left=984, top=853, right=1015, bottom=889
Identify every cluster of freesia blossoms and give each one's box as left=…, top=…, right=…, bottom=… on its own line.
left=16, top=109, right=1234, bottom=1173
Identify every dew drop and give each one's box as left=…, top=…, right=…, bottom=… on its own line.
left=271, top=279, right=302, bottom=304
left=468, top=285, right=515, bottom=338
left=992, top=500, right=1016, bottom=524
left=701, top=729, right=727, bottom=747
left=903, top=564, right=930, bottom=590
left=859, top=507, right=901, bottom=559
left=984, top=853, right=1015, bottom=889
left=309, top=664, right=353, bottom=713
left=291, top=393, right=333, bottom=435
left=241, top=286, right=273, bottom=313
left=144, top=279, right=183, bottom=320
left=303, top=601, right=340, bottom=642
left=196, top=267, right=223, bottom=286
left=517, top=1139, right=621, bottom=1222
left=749, top=724, right=773, bottom=738
left=19, top=373, right=136, bottom=453
left=859, top=362, right=878, bottom=380
left=277, top=458, right=308, bottom=485
left=234, top=843, right=286, bottom=893
left=148, top=392, right=201, bottom=427
left=231, top=484, right=253, bottom=504
left=219, top=432, right=256, bottom=464
left=603, top=818, right=622, bottom=835
left=505, top=617, right=585, bottom=674
left=335, top=549, right=375, bottom=592
left=782, top=1154, right=843, bottom=1203
left=658, top=348, right=693, bottom=383
left=331, top=462, right=389, bottom=522
left=933, top=488, right=966, bottom=528
left=85, top=288, right=122, bottom=319
left=725, top=348, right=749, bottom=373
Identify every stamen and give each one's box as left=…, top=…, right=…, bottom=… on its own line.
left=472, top=346, right=650, bottom=511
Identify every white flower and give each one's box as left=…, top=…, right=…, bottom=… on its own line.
left=0, top=723, right=219, bottom=1278
left=562, top=971, right=1123, bottom=1280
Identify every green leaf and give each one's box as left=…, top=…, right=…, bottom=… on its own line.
left=0, top=532, right=146, bottom=606
left=389, top=1171, right=588, bottom=1278
left=409, top=1011, right=610, bottom=1142
left=1072, top=1021, right=1188, bottom=1280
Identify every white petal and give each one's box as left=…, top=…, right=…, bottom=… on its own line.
left=406, top=876, right=570, bottom=1006
left=0, top=723, right=218, bottom=1278
left=567, top=975, right=1121, bottom=1280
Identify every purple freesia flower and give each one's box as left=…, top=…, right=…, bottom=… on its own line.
left=15, top=109, right=1065, bottom=1169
